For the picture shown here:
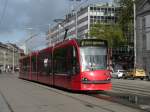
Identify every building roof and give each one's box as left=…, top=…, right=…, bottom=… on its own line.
left=6, top=43, right=20, bottom=50
left=0, top=42, right=9, bottom=49
left=0, top=42, right=21, bottom=52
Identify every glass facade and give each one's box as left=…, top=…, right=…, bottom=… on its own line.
left=47, top=3, right=118, bottom=46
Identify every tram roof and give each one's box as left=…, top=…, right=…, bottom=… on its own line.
left=52, top=38, right=107, bottom=46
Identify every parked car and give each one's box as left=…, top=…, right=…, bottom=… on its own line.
left=111, top=69, right=126, bottom=79
left=124, top=68, right=147, bottom=80
left=14, top=67, right=19, bottom=72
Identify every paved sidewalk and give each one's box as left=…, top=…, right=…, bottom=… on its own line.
left=0, top=73, right=144, bottom=112
left=0, top=91, right=11, bottom=112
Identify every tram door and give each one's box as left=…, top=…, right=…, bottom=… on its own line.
left=66, top=46, right=78, bottom=89
left=53, top=45, right=77, bottom=89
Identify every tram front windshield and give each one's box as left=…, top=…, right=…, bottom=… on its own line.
left=80, top=47, right=107, bottom=71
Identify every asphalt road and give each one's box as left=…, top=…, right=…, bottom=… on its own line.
left=111, top=79, right=150, bottom=96
left=0, top=73, right=148, bottom=112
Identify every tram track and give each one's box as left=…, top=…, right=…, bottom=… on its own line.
left=112, top=79, right=150, bottom=87
left=113, top=85, right=150, bottom=95
left=111, top=79, right=150, bottom=96
left=112, top=82, right=150, bottom=89
left=21, top=79, right=118, bottom=112
left=113, top=83, right=150, bottom=90
left=112, top=87, right=150, bottom=96
left=20, top=79, right=147, bottom=112
left=1, top=74, right=146, bottom=112
left=112, top=83, right=150, bottom=96
left=3, top=74, right=147, bottom=112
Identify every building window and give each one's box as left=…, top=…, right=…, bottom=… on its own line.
left=146, top=33, right=150, bottom=50
left=31, top=56, right=36, bottom=72
left=90, top=16, right=94, bottom=19
left=90, top=7, right=93, bottom=11
left=142, top=17, right=146, bottom=31
left=145, top=15, right=150, bottom=50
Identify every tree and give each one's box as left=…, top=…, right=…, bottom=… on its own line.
left=90, top=23, right=125, bottom=68
left=90, top=23, right=125, bottom=48
left=118, top=0, right=134, bottom=24
left=116, top=0, right=137, bottom=44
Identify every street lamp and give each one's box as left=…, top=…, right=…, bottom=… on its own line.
left=133, top=0, right=136, bottom=68
left=13, top=47, right=14, bottom=73
left=46, top=24, right=54, bottom=47
left=23, top=28, right=40, bottom=54
left=3, top=51, right=6, bottom=72
left=7, top=45, right=15, bottom=73
left=23, top=27, right=33, bottom=54
left=48, top=24, right=52, bottom=46
left=25, top=33, right=40, bottom=54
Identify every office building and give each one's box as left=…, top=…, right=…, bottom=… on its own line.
left=47, top=3, right=118, bottom=46
left=0, top=42, right=21, bottom=72
left=136, top=0, right=150, bottom=76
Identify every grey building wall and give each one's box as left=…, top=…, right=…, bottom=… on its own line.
left=47, top=3, right=118, bottom=46
left=136, top=0, right=150, bottom=76
left=0, top=43, right=20, bottom=72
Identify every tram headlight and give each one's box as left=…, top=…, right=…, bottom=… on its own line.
left=82, top=77, right=89, bottom=81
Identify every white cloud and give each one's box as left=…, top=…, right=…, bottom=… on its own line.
left=0, top=0, right=112, bottom=44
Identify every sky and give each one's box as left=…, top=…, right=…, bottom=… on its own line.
left=0, top=0, right=112, bottom=50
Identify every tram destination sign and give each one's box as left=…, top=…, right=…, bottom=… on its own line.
left=80, top=40, right=107, bottom=47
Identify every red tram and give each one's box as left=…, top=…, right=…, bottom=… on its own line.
left=19, top=39, right=112, bottom=91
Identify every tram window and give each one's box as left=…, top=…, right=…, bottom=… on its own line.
left=31, top=56, right=36, bottom=72
left=38, top=54, right=43, bottom=73
left=48, top=53, right=52, bottom=74
left=38, top=52, right=52, bottom=74
left=72, top=46, right=80, bottom=74
left=22, top=58, right=30, bottom=72
left=66, top=47, right=73, bottom=74
left=72, top=46, right=77, bottom=66
left=53, top=46, right=79, bottom=75
left=66, top=46, right=79, bottom=75
left=54, top=48, right=68, bottom=74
